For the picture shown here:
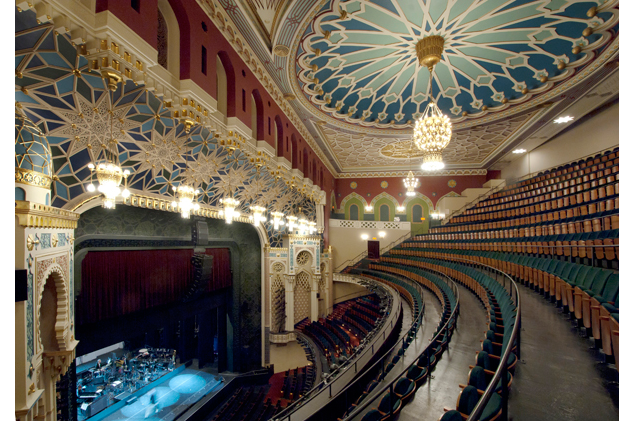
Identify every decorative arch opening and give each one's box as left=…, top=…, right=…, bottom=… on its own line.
left=251, top=90, right=264, bottom=140
left=157, top=0, right=180, bottom=78
left=275, top=116, right=284, bottom=158
left=412, top=204, right=423, bottom=222
left=290, top=134, right=298, bottom=167
left=36, top=266, right=68, bottom=355
left=15, top=187, right=25, bottom=201
left=216, top=52, right=235, bottom=117
left=379, top=204, right=390, bottom=221
left=349, top=203, right=359, bottom=221
left=294, top=271, right=311, bottom=325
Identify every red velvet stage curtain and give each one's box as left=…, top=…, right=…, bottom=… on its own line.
left=203, top=248, right=232, bottom=291
left=78, top=248, right=232, bottom=325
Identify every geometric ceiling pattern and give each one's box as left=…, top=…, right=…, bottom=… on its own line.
left=319, top=108, right=541, bottom=170
left=15, top=8, right=315, bottom=248
left=295, top=0, right=618, bottom=128
left=212, top=0, right=619, bottom=173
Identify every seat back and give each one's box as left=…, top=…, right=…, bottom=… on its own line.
left=599, top=273, right=619, bottom=301
left=457, top=386, right=480, bottom=415
left=468, top=366, right=488, bottom=391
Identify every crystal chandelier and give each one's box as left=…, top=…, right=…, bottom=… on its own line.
left=220, top=195, right=240, bottom=224
left=298, top=217, right=308, bottom=235
left=413, top=36, right=452, bottom=171
left=308, top=221, right=317, bottom=235
left=271, top=211, right=285, bottom=230
left=86, top=88, right=129, bottom=209
left=250, top=205, right=267, bottom=226
left=403, top=171, right=419, bottom=196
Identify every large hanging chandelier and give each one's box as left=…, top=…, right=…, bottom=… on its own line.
left=86, top=88, right=130, bottom=209
left=413, top=36, right=452, bottom=171
left=286, top=215, right=298, bottom=232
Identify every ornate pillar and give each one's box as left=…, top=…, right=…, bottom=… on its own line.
left=15, top=109, right=79, bottom=421
left=284, top=274, right=295, bottom=332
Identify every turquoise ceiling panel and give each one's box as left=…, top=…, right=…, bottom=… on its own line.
left=296, top=0, right=619, bottom=127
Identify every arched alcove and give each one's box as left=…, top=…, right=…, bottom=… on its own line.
left=349, top=203, right=359, bottom=220
left=15, top=187, right=25, bottom=201
left=275, top=116, right=283, bottom=157
left=157, top=0, right=180, bottom=78
left=40, top=274, right=60, bottom=353
left=216, top=52, right=235, bottom=117
left=290, top=134, right=298, bottom=167
left=251, top=90, right=263, bottom=140
left=379, top=204, right=390, bottom=221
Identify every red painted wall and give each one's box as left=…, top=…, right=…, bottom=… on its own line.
left=95, top=0, right=335, bottom=191
left=334, top=174, right=492, bottom=209
left=96, top=0, right=158, bottom=49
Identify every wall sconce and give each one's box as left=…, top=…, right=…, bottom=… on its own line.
left=361, top=234, right=369, bottom=240
left=378, top=231, right=386, bottom=238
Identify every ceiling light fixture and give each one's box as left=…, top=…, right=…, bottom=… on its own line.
left=271, top=211, right=285, bottom=230
left=220, top=193, right=239, bottom=224
left=86, top=83, right=130, bottom=209
left=413, top=36, right=452, bottom=171
left=512, top=149, right=527, bottom=154
left=403, top=140, right=419, bottom=196
left=554, top=116, right=574, bottom=124
left=171, top=126, right=200, bottom=219
left=250, top=205, right=267, bottom=226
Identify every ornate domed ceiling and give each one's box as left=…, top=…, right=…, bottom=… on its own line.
left=211, top=0, right=619, bottom=173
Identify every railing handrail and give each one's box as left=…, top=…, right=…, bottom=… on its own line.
left=340, top=266, right=459, bottom=420
left=424, top=255, right=521, bottom=421
left=272, top=276, right=400, bottom=420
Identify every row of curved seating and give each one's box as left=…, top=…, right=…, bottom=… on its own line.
left=468, top=149, right=618, bottom=210
left=342, top=267, right=458, bottom=421
left=468, top=157, right=618, bottom=214
left=385, top=248, right=619, bottom=370
left=298, top=295, right=383, bottom=364
left=211, top=386, right=270, bottom=421
left=280, top=366, right=314, bottom=401
left=434, top=196, right=618, bottom=234
left=482, top=149, right=617, bottom=204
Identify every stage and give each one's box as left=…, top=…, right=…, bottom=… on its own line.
left=88, top=367, right=224, bottom=421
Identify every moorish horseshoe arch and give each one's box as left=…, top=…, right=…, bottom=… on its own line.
left=35, top=262, right=70, bottom=354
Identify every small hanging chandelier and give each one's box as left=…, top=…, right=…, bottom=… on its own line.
left=413, top=36, right=452, bottom=171
left=286, top=215, right=298, bottom=232
left=86, top=87, right=130, bottom=209
left=220, top=192, right=240, bottom=224
left=403, top=171, right=419, bottom=196
left=271, top=211, right=285, bottom=230
left=171, top=125, right=201, bottom=219
left=298, top=217, right=308, bottom=235
left=171, top=185, right=200, bottom=219
left=308, top=221, right=317, bottom=235
left=250, top=205, right=267, bottom=226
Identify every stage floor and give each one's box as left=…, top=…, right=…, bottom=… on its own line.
left=84, top=368, right=224, bottom=421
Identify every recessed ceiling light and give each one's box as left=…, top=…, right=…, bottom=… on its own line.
left=554, top=116, right=574, bottom=124
left=512, top=149, right=527, bottom=154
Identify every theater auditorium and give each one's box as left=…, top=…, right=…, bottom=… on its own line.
left=14, top=1, right=620, bottom=421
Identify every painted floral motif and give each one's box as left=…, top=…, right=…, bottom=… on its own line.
left=380, top=181, right=388, bottom=189
left=350, top=181, right=357, bottom=189
left=448, top=179, right=457, bottom=188
left=40, top=233, right=51, bottom=249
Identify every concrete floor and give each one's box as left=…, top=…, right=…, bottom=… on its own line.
left=507, top=283, right=619, bottom=421
left=398, top=284, right=487, bottom=421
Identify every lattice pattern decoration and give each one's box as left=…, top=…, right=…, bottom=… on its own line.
left=294, top=271, right=311, bottom=324
left=271, top=274, right=285, bottom=333
left=14, top=9, right=319, bottom=249
left=271, top=262, right=285, bottom=273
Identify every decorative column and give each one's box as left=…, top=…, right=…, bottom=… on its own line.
left=15, top=109, right=79, bottom=421
left=284, top=274, right=295, bottom=332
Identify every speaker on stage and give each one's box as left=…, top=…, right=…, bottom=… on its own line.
left=192, top=221, right=209, bottom=246
left=182, top=254, right=213, bottom=302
